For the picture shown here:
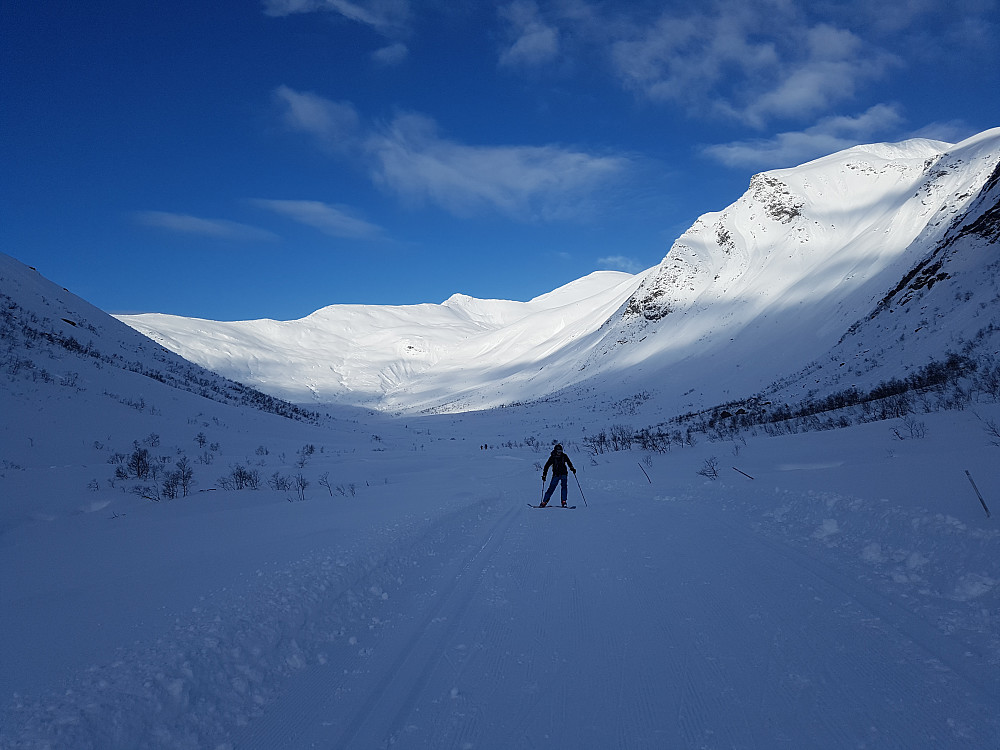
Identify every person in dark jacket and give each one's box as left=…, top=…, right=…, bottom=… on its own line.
left=540, top=444, right=576, bottom=507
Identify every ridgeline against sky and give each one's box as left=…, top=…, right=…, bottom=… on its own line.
left=117, top=129, right=1000, bottom=417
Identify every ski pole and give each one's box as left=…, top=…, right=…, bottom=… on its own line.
left=965, top=470, right=992, bottom=518
left=573, top=473, right=589, bottom=507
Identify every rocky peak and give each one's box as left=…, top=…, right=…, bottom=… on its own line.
left=747, top=173, right=804, bottom=224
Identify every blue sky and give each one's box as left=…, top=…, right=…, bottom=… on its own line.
left=3, top=0, right=998, bottom=321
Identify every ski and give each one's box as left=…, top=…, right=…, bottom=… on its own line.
left=527, top=504, right=576, bottom=509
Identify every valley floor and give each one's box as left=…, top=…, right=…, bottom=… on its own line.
left=2, top=409, right=999, bottom=749
left=233, top=495, right=998, bottom=750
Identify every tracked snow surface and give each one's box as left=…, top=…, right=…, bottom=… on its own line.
left=3, top=128, right=1000, bottom=749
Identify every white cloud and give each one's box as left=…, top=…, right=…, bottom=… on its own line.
left=738, top=25, right=899, bottom=127
left=499, top=1, right=559, bottom=68
left=608, top=3, right=797, bottom=113
left=273, top=86, right=630, bottom=221
left=261, top=0, right=324, bottom=17
left=597, top=255, right=643, bottom=273
left=135, top=211, right=278, bottom=242
left=609, top=14, right=703, bottom=103
left=274, top=86, right=360, bottom=153
left=253, top=199, right=384, bottom=240
left=610, top=5, right=899, bottom=127
left=364, top=112, right=627, bottom=220
left=702, top=104, right=905, bottom=169
left=372, top=42, right=408, bottom=66
left=262, top=0, right=410, bottom=36
left=495, top=1, right=910, bottom=128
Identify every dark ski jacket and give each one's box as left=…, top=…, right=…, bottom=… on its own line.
left=543, top=450, right=575, bottom=477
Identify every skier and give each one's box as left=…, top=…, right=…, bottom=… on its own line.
left=540, top=444, right=576, bottom=507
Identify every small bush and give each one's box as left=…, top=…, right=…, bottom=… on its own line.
left=218, top=464, right=261, bottom=491
left=697, top=457, right=720, bottom=480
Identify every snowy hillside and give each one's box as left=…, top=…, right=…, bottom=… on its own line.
left=586, top=129, right=1000, bottom=416
left=773, top=129, right=1000, bottom=404
left=0, top=254, right=320, bottom=427
left=117, top=129, right=1000, bottom=419
left=118, top=270, right=645, bottom=412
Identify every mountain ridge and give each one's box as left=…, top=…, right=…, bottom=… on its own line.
left=112, top=127, right=1000, bottom=417
left=563, top=127, right=1000, bottom=414
left=0, top=252, right=321, bottom=426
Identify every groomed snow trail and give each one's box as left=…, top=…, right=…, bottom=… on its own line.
left=234, top=492, right=996, bottom=749
left=4, top=435, right=997, bottom=750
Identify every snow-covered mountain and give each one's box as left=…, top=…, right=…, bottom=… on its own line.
left=117, top=128, right=1000, bottom=418
left=117, top=271, right=645, bottom=412
left=0, top=252, right=321, bottom=429
left=593, top=128, right=1000, bottom=412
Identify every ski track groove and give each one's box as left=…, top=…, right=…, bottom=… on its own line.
left=319, top=499, right=520, bottom=749
left=417, top=547, right=523, bottom=749
left=220, top=486, right=997, bottom=749
left=227, top=496, right=513, bottom=750
left=606, top=553, right=662, bottom=748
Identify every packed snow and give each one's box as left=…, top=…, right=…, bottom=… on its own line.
left=2, top=384, right=998, bottom=748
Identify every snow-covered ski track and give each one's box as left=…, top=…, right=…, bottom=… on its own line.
left=234, top=499, right=523, bottom=749
left=4, top=464, right=998, bottom=749
left=244, top=495, right=999, bottom=749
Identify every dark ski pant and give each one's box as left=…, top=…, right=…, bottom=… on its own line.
left=542, top=473, right=569, bottom=505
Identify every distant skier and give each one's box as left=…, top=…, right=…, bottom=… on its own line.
left=540, top=444, right=576, bottom=507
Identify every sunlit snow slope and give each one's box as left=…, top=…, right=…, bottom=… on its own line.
left=119, top=271, right=646, bottom=411
left=585, top=129, right=1000, bottom=413
left=118, top=128, right=1000, bottom=416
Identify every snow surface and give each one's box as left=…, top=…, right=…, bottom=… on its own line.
left=3, top=382, right=999, bottom=749
left=117, top=270, right=646, bottom=412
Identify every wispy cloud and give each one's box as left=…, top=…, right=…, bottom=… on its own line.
left=702, top=104, right=906, bottom=169
left=365, top=112, right=627, bottom=220
left=905, top=120, right=976, bottom=145
left=274, top=85, right=360, bottom=153
left=274, top=87, right=630, bottom=221
left=498, top=1, right=559, bottom=68
left=737, top=25, right=898, bottom=127
left=486, top=1, right=959, bottom=131
left=135, top=211, right=278, bottom=242
left=597, top=255, right=643, bottom=273
left=254, top=199, right=385, bottom=240
left=265, top=0, right=995, bottom=136
left=608, top=4, right=899, bottom=127
left=261, top=0, right=320, bottom=16
left=261, top=0, right=410, bottom=37
left=372, top=42, right=408, bottom=66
